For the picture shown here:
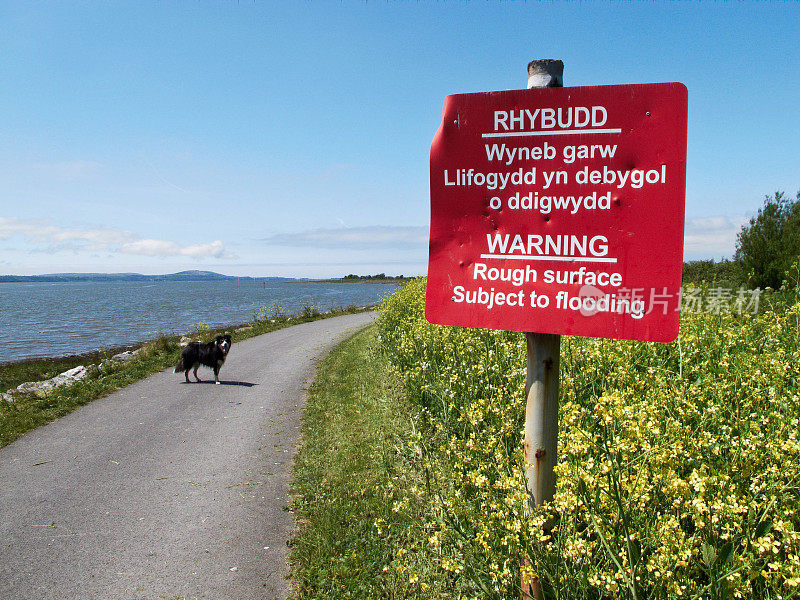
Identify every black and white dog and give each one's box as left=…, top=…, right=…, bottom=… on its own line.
left=174, top=334, right=232, bottom=384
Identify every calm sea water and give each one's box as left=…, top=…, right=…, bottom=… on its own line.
left=0, top=280, right=398, bottom=363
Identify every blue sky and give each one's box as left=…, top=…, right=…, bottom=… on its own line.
left=1, top=2, right=798, bottom=277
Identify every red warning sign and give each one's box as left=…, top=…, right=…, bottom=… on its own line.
left=425, top=83, right=687, bottom=342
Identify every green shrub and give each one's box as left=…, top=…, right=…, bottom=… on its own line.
left=189, top=322, right=212, bottom=343
left=301, top=300, right=321, bottom=319
left=141, top=332, right=178, bottom=357
left=735, top=190, right=800, bottom=289
left=253, top=302, right=289, bottom=324
left=682, top=259, right=740, bottom=287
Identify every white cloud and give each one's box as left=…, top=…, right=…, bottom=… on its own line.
left=0, top=217, right=133, bottom=249
left=43, top=226, right=134, bottom=250
left=0, top=217, right=41, bottom=240
left=0, top=216, right=233, bottom=260
left=122, top=239, right=231, bottom=258
left=683, top=215, right=746, bottom=258
left=263, top=225, right=428, bottom=249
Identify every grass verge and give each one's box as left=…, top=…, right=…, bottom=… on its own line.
left=289, top=325, right=430, bottom=599
left=0, top=305, right=370, bottom=448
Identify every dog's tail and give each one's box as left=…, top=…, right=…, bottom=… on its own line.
left=174, top=359, right=186, bottom=373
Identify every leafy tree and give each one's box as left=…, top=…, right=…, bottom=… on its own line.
left=734, top=190, right=800, bottom=288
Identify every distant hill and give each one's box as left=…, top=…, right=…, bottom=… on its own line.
left=0, top=271, right=295, bottom=283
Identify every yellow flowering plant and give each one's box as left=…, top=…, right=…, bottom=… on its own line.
left=377, top=277, right=800, bottom=599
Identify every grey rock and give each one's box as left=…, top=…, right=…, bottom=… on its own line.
left=111, top=349, right=141, bottom=363
left=15, top=366, right=90, bottom=397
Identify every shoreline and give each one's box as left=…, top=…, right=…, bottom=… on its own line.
left=1, top=303, right=378, bottom=366
left=312, top=278, right=411, bottom=285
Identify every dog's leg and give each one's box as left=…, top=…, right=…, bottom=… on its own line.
left=185, top=370, right=190, bottom=383
left=193, top=363, right=202, bottom=382
left=214, top=363, right=221, bottom=385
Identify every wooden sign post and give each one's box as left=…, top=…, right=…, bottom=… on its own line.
left=523, top=59, right=563, bottom=600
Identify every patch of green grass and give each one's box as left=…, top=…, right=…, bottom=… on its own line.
left=0, top=305, right=371, bottom=448
left=289, top=326, right=433, bottom=599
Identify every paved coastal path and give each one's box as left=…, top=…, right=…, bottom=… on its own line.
left=0, top=312, right=377, bottom=600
